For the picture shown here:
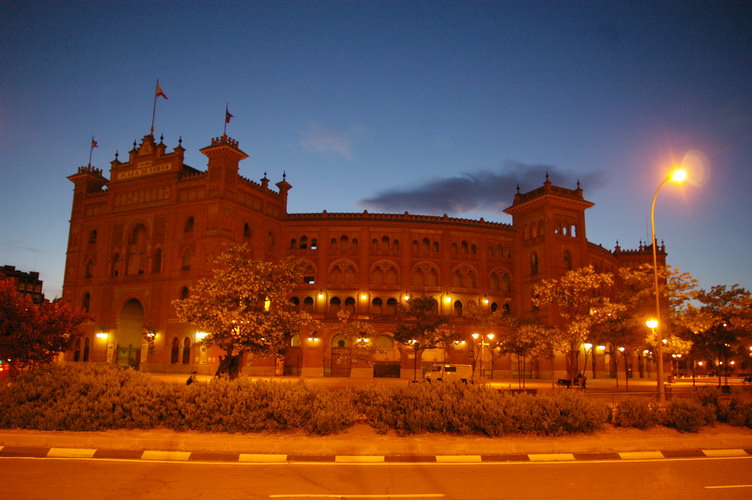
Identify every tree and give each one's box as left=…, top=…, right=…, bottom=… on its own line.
left=0, top=279, right=89, bottom=378
left=173, top=243, right=316, bottom=378
left=392, top=295, right=452, bottom=381
left=612, top=264, right=698, bottom=388
left=681, top=284, right=752, bottom=386
left=497, top=316, right=558, bottom=388
left=532, top=266, right=625, bottom=383
left=335, top=310, right=377, bottom=363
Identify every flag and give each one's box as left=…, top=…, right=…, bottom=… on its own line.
left=91, top=138, right=98, bottom=148
left=156, top=85, right=168, bottom=99
left=225, top=105, right=233, bottom=124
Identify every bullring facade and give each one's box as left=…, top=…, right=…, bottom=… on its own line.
left=63, top=132, right=661, bottom=379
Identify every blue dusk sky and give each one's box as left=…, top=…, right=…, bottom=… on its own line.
left=1, top=1, right=751, bottom=299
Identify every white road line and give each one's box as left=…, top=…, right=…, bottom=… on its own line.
left=705, top=484, right=752, bottom=489
left=618, top=451, right=664, bottom=460
left=269, top=495, right=444, bottom=498
left=528, top=453, right=575, bottom=462
left=335, top=455, right=385, bottom=463
left=702, top=448, right=748, bottom=457
left=239, top=453, right=288, bottom=462
left=141, top=450, right=191, bottom=461
left=47, top=448, right=97, bottom=458
left=435, top=455, right=482, bottom=463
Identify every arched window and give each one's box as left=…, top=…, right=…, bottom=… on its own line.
left=454, top=300, right=463, bottom=316
left=531, top=253, right=539, bottom=275
left=112, top=252, right=120, bottom=276
left=127, top=224, right=147, bottom=275
left=345, top=297, right=356, bottom=313
left=564, top=250, right=572, bottom=270
left=180, top=286, right=189, bottom=299
left=329, top=296, right=341, bottom=314
left=310, top=238, right=318, bottom=250
left=85, top=258, right=94, bottom=279
left=299, top=236, right=308, bottom=249
left=372, top=297, right=383, bottom=314
left=386, top=298, right=398, bottom=315
left=332, top=334, right=349, bottom=349
left=181, top=249, right=192, bottom=270
left=290, top=296, right=300, bottom=312
left=88, top=230, right=97, bottom=245
left=171, top=337, right=179, bottom=364
left=82, top=292, right=90, bottom=312
left=184, top=217, right=194, bottom=233
left=290, top=238, right=297, bottom=249
left=374, top=334, right=394, bottom=350
left=303, top=296, right=314, bottom=312
left=73, top=338, right=81, bottom=362
left=244, top=222, right=251, bottom=238
left=83, top=338, right=90, bottom=362
left=152, top=248, right=162, bottom=273
left=182, top=337, right=191, bottom=364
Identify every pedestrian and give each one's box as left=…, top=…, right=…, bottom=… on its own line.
left=186, top=371, right=197, bottom=385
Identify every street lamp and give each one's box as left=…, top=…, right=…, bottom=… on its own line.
left=649, top=167, right=687, bottom=403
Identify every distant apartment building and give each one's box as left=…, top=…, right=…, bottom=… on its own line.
left=62, top=132, right=663, bottom=379
left=1, top=265, right=45, bottom=304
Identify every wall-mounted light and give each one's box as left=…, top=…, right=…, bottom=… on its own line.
left=317, top=291, right=325, bottom=300
left=95, top=331, right=108, bottom=340
left=360, top=293, right=368, bottom=301
left=195, top=331, right=209, bottom=341
left=443, top=296, right=451, bottom=304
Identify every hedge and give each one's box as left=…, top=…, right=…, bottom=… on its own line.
left=1, top=365, right=750, bottom=435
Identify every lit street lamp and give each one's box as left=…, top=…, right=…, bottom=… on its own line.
left=649, top=168, right=687, bottom=403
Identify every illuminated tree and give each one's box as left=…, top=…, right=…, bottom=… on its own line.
left=681, top=284, right=752, bottom=386
left=173, top=243, right=316, bottom=378
left=392, top=296, right=452, bottom=381
left=532, top=266, right=625, bottom=383
left=0, top=280, right=89, bottom=378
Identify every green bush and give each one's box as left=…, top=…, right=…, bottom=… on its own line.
left=660, top=399, right=714, bottom=433
left=612, top=398, right=658, bottom=429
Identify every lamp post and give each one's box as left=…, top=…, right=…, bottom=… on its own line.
left=649, top=168, right=686, bottom=403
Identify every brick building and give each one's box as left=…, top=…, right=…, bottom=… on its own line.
left=1, top=265, right=45, bottom=304
left=62, top=132, right=662, bottom=379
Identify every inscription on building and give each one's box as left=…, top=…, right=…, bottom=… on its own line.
left=116, top=161, right=173, bottom=181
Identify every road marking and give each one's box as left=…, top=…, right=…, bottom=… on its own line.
left=48, top=447, right=96, bottom=458
left=702, top=449, right=747, bottom=457
left=705, top=484, right=752, bottom=489
left=239, top=453, right=287, bottom=462
left=528, top=453, right=575, bottom=462
left=435, top=455, right=482, bottom=463
left=336, top=455, right=385, bottom=463
left=141, top=450, right=191, bottom=461
left=618, top=451, right=663, bottom=460
left=269, top=495, right=444, bottom=498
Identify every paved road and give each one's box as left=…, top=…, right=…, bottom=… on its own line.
left=2, top=455, right=751, bottom=499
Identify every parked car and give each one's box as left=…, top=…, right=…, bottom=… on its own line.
left=424, top=364, right=473, bottom=383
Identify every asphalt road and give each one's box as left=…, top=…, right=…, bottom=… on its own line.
left=2, top=456, right=751, bottom=499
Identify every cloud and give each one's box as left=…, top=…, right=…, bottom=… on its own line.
left=300, top=125, right=355, bottom=160
left=360, top=161, right=608, bottom=215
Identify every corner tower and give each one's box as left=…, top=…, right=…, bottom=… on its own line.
left=504, top=175, right=594, bottom=314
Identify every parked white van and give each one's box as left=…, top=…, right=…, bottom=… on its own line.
left=424, top=364, right=473, bottom=383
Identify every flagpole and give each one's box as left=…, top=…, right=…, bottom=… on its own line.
left=150, top=80, right=159, bottom=135
left=88, top=137, right=97, bottom=168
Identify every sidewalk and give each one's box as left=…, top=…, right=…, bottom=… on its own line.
left=2, top=423, right=752, bottom=463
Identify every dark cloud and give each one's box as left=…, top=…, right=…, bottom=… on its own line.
left=359, top=161, right=608, bottom=215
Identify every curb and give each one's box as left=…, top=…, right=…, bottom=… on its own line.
left=2, top=445, right=751, bottom=464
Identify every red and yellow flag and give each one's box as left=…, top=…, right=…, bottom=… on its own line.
left=156, top=85, right=168, bottom=99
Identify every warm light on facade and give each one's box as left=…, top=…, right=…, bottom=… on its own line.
left=95, top=332, right=108, bottom=339
left=195, top=331, right=209, bottom=341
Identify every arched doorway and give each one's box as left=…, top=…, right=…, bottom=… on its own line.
left=117, top=299, right=144, bottom=368
left=330, top=334, right=351, bottom=377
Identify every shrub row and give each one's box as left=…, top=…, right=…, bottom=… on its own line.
left=611, top=387, right=752, bottom=432
left=1, top=366, right=750, bottom=435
